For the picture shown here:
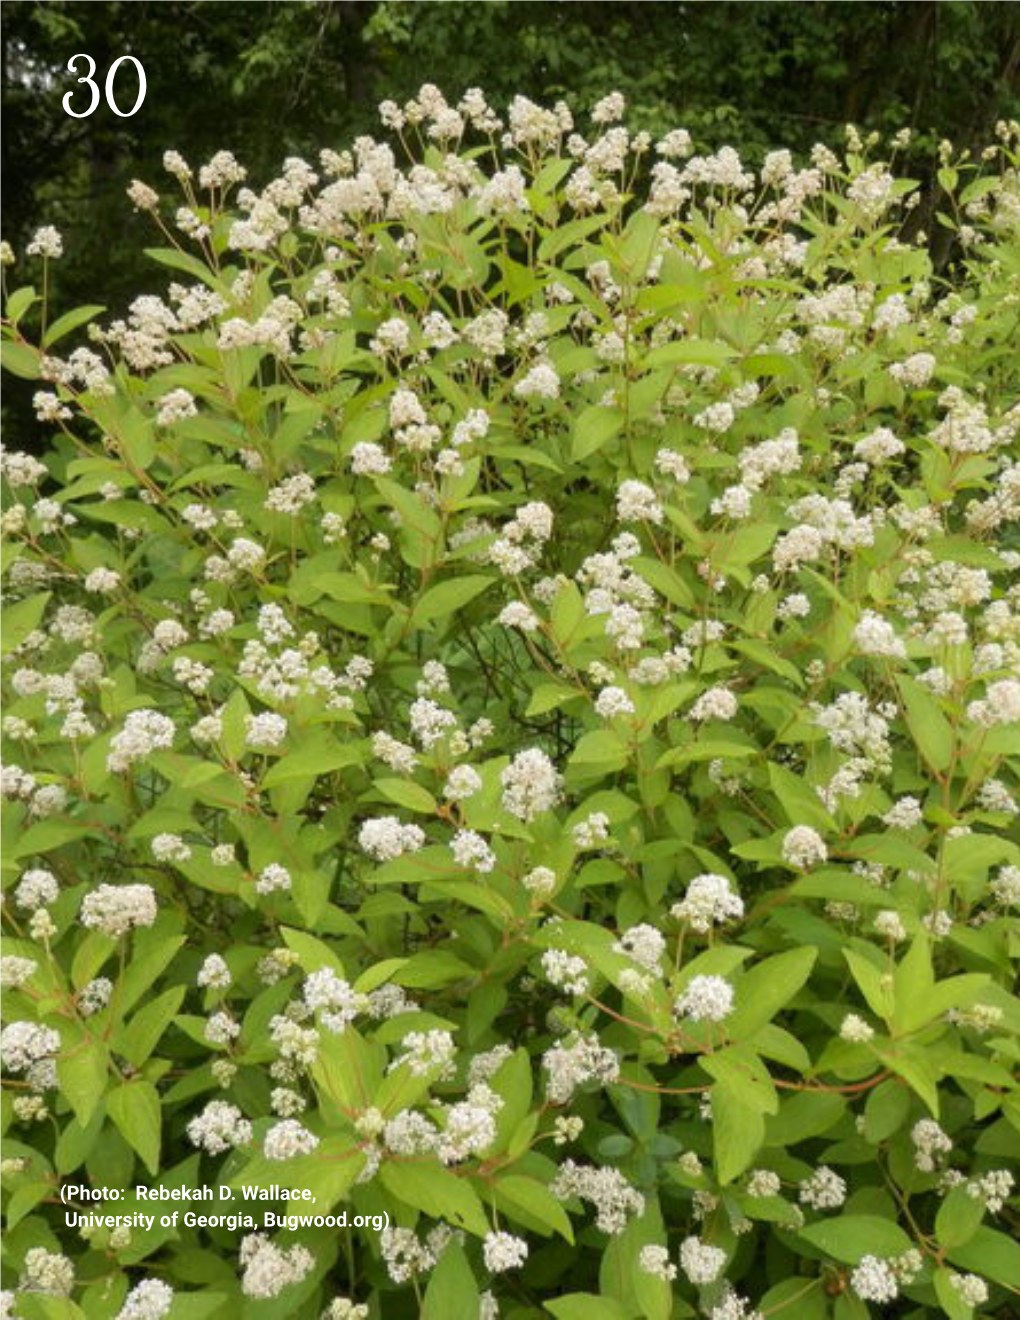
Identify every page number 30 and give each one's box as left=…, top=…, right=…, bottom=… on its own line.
left=62, top=54, right=146, bottom=118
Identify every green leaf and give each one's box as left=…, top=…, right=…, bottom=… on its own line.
left=946, top=1227, right=1020, bottom=1288
left=379, top=1161, right=489, bottom=1236
left=644, top=338, right=736, bottom=369
left=56, top=1033, right=108, bottom=1126
left=107, top=1081, right=162, bottom=1175
left=546, top=1297, right=630, bottom=1320
left=702, top=1046, right=778, bottom=1114
left=412, top=575, right=494, bottom=625
left=933, top=1267, right=975, bottom=1320
left=493, top=1175, right=574, bottom=1242
left=568, top=729, right=630, bottom=777
left=896, top=674, right=954, bottom=774
left=422, top=1241, right=480, bottom=1320
left=116, top=986, right=186, bottom=1068
left=2, top=592, right=51, bottom=656
left=373, top=777, right=438, bottom=814
left=863, top=1078, right=910, bottom=1144
left=844, top=948, right=894, bottom=1022
left=873, top=1041, right=941, bottom=1115
left=0, top=340, right=41, bottom=379
left=656, top=738, right=757, bottom=770
left=43, top=304, right=106, bottom=348
left=280, top=927, right=345, bottom=976
left=262, top=731, right=361, bottom=785
left=5, top=285, right=37, bottom=322
left=892, top=931, right=935, bottom=1034
left=572, top=405, right=624, bottom=462
left=599, top=1198, right=672, bottom=1320
left=768, top=763, right=833, bottom=833
left=936, top=1187, right=986, bottom=1249
left=798, top=1214, right=913, bottom=1264
left=144, top=246, right=222, bottom=286
left=712, top=1079, right=765, bottom=1183
left=728, top=947, right=817, bottom=1039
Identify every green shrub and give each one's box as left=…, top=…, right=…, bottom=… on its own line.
left=2, top=90, right=1019, bottom=1319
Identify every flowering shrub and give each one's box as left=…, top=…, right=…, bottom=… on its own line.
left=2, top=88, right=1020, bottom=1319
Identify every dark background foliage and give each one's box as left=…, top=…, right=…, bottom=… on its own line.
left=3, top=0, right=1019, bottom=309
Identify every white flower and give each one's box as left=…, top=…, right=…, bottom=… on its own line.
left=0, top=957, right=37, bottom=989
left=672, top=873, right=743, bottom=933
left=690, top=687, right=737, bottom=722
left=19, top=1248, right=73, bottom=1296
left=782, top=825, right=828, bottom=870
left=514, top=362, right=560, bottom=399
left=616, top=480, right=663, bottom=524
left=152, top=833, right=191, bottom=863
left=83, top=566, right=121, bottom=594
left=542, top=949, right=589, bottom=996
left=482, top=1231, right=529, bottom=1273
left=967, top=678, right=1020, bottom=727
left=0, top=1021, right=60, bottom=1073
left=798, top=1165, right=846, bottom=1210
left=612, top=924, right=665, bottom=972
left=675, top=975, right=734, bottom=1022
left=255, top=864, right=291, bottom=895
left=853, top=610, right=906, bottom=658
left=358, top=817, right=426, bottom=861
left=595, top=685, right=634, bottom=718
left=500, top=748, right=562, bottom=821
left=746, top=1169, right=782, bottom=1198
left=350, top=442, right=391, bottom=476
left=948, top=1273, right=988, bottom=1307
left=107, top=709, right=175, bottom=772
left=115, top=1279, right=174, bottom=1320
left=15, top=868, right=58, bottom=910
left=874, top=909, right=907, bottom=943
left=389, top=1029, right=457, bottom=1079
left=264, top=1119, right=319, bottom=1160
left=549, top=1159, right=643, bottom=1234
left=239, top=1234, right=314, bottom=1300
left=911, top=1118, right=952, bottom=1172
left=499, top=601, right=540, bottom=631
left=197, top=954, right=231, bottom=989
left=522, top=866, right=557, bottom=898
left=638, top=1244, right=677, bottom=1282
left=156, top=388, right=197, bottom=427
left=543, top=1035, right=619, bottom=1104
left=679, top=1235, right=727, bottom=1284
left=80, top=884, right=158, bottom=937
left=572, top=811, right=610, bottom=848
left=839, top=1014, right=874, bottom=1043
left=245, top=712, right=288, bottom=750
left=444, top=764, right=482, bottom=800
left=27, top=226, right=63, bottom=258
left=850, top=1255, right=898, bottom=1303
left=186, top=1101, right=252, bottom=1154
left=451, top=829, right=496, bottom=873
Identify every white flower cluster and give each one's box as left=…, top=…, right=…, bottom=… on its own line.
left=239, top=1233, right=315, bottom=1299
left=358, top=816, right=426, bottom=860
left=543, top=1034, right=619, bottom=1103
left=675, top=975, right=735, bottom=1022
left=500, top=748, right=562, bottom=820
left=550, top=1160, right=645, bottom=1234
left=671, top=873, right=744, bottom=932
left=186, top=1100, right=253, bottom=1154
left=79, top=884, right=158, bottom=937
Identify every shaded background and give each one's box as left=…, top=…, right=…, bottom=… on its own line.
left=3, top=0, right=1019, bottom=313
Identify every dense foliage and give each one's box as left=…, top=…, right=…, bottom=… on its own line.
left=4, top=2, right=1019, bottom=315
left=2, top=87, right=1020, bottom=1319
